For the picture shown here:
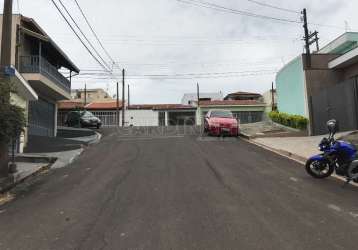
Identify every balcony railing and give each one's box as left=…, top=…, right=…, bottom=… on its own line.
left=19, top=55, right=71, bottom=93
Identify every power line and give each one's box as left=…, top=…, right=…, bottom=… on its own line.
left=247, top=0, right=300, bottom=14
left=176, top=0, right=301, bottom=24
left=72, top=71, right=277, bottom=80
left=57, top=0, right=112, bottom=71
left=50, top=0, right=111, bottom=72
left=177, top=0, right=348, bottom=30
left=76, top=69, right=278, bottom=78
left=73, top=0, right=116, bottom=67
left=16, top=0, right=20, bottom=13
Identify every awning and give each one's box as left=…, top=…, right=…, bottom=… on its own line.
left=328, top=47, right=358, bottom=69
left=6, top=66, right=38, bottom=101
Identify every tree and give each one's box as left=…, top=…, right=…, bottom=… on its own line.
left=0, top=81, right=26, bottom=177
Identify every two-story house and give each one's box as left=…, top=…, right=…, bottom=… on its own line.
left=0, top=14, right=79, bottom=151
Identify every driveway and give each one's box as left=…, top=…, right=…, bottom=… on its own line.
left=1, top=128, right=358, bottom=250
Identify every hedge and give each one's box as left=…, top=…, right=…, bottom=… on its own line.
left=268, top=111, right=308, bottom=130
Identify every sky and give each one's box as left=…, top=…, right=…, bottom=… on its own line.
left=3, top=0, right=358, bottom=103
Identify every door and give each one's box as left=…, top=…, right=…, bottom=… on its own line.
left=311, top=77, right=358, bottom=135
left=28, top=98, right=55, bottom=137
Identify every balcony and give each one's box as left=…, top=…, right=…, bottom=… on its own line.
left=19, top=55, right=71, bottom=93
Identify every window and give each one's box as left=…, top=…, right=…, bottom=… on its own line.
left=210, top=110, right=233, bottom=118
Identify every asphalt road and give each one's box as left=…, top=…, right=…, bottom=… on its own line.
left=1, top=128, right=358, bottom=250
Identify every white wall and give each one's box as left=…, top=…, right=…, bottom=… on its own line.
left=126, top=110, right=159, bottom=126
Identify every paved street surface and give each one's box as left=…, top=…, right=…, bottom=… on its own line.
left=1, top=128, right=358, bottom=250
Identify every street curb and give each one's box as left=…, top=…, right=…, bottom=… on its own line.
left=66, top=131, right=102, bottom=145
left=241, top=137, right=358, bottom=187
left=241, top=136, right=306, bottom=164
left=90, top=131, right=102, bottom=145
left=0, top=164, right=51, bottom=194
left=239, top=132, right=251, bottom=140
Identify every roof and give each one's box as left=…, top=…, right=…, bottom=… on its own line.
left=181, top=92, right=223, bottom=105
left=227, top=91, right=262, bottom=96
left=8, top=66, right=38, bottom=101
left=319, top=32, right=358, bottom=55
left=72, top=88, right=107, bottom=93
left=85, top=101, right=122, bottom=110
left=18, top=15, right=80, bottom=73
left=58, top=100, right=85, bottom=110
left=153, top=104, right=195, bottom=110
left=199, top=100, right=265, bottom=107
left=128, top=104, right=156, bottom=110
left=126, top=104, right=196, bottom=110
left=328, top=46, right=358, bottom=69
left=225, top=91, right=262, bottom=98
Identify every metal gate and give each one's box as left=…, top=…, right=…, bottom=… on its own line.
left=28, top=98, right=55, bottom=137
left=311, top=77, right=358, bottom=135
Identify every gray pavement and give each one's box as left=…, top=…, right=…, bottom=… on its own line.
left=253, top=131, right=354, bottom=160
left=0, top=128, right=358, bottom=250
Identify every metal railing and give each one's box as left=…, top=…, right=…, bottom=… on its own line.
left=19, top=55, right=71, bottom=93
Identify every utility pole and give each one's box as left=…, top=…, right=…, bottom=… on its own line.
left=196, top=82, right=200, bottom=107
left=314, top=32, right=319, bottom=51
left=271, top=82, right=275, bottom=111
left=302, top=8, right=311, bottom=68
left=84, top=83, right=87, bottom=106
left=0, top=0, right=14, bottom=177
left=302, top=8, right=320, bottom=68
left=122, top=69, right=125, bottom=127
left=116, top=81, right=119, bottom=126
left=127, top=84, right=130, bottom=107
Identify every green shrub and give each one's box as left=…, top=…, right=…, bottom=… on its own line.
left=0, top=83, right=26, bottom=144
left=269, top=111, right=308, bottom=130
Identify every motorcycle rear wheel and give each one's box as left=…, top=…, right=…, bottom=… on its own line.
left=305, top=159, right=334, bottom=179
left=347, top=162, right=358, bottom=182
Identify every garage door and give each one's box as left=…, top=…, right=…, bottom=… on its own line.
left=28, top=98, right=55, bottom=137
left=168, top=111, right=196, bottom=125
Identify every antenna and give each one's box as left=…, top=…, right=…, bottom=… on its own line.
left=345, top=21, right=351, bottom=32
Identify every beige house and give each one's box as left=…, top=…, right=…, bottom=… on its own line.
left=262, top=89, right=277, bottom=113
left=71, top=88, right=112, bottom=103
left=0, top=14, right=80, bottom=152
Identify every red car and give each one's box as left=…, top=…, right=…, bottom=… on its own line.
left=204, top=109, right=239, bottom=136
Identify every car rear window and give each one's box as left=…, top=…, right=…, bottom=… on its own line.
left=210, top=110, right=233, bottom=118
left=82, top=111, right=95, bottom=118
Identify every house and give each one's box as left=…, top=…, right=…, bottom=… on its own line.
left=0, top=14, right=79, bottom=151
left=58, top=100, right=122, bottom=127
left=181, top=92, right=223, bottom=105
left=262, top=89, right=277, bottom=113
left=276, top=32, right=358, bottom=135
left=58, top=101, right=195, bottom=127
left=224, top=91, right=263, bottom=101
left=196, top=100, right=266, bottom=125
left=71, top=88, right=112, bottom=102
left=6, top=66, right=38, bottom=152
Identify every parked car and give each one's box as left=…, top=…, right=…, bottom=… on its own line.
left=65, top=111, right=102, bottom=129
left=204, top=109, right=239, bottom=136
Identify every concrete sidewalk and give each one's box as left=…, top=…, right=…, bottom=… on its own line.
left=251, top=131, right=354, bottom=163
left=1, top=130, right=99, bottom=193
left=0, top=162, right=50, bottom=193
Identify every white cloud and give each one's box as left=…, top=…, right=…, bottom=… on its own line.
left=7, top=0, right=358, bottom=103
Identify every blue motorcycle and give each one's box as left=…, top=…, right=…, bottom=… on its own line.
left=306, top=120, right=358, bottom=183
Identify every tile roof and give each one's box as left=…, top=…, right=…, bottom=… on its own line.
left=128, top=104, right=155, bottom=110
left=128, top=104, right=196, bottom=110
left=85, top=101, right=123, bottom=110
left=57, top=100, right=85, bottom=110
left=199, top=100, right=265, bottom=106
left=227, top=91, right=262, bottom=96
left=152, top=104, right=196, bottom=110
